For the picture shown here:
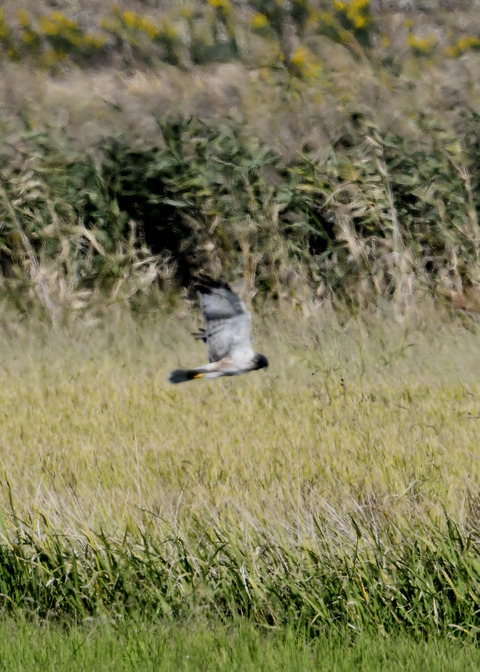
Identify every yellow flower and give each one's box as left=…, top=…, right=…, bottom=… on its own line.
left=39, top=17, right=55, bottom=36
left=353, top=15, right=367, bottom=29
left=159, top=21, right=179, bottom=41
left=351, top=0, right=370, bottom=11
left=331, top=0, right=371, bottom=33
left=208, top=0, right=231, bottom=9
left=290, top=45, right=322, bottom=78
left=291, top=45, right=308, bottom=66
left=84, top=34, right=106, bottom=49
left=121, top=11, right=137, bottom=29
left=407, top=32, right=437, bottom=55
left=138, top=17, right=158, bottom=39
left=457, top=35, right=480, bottom=51
left=17, top=9, right=31, bottom=28
left=250, top=12, right=268, bottom=30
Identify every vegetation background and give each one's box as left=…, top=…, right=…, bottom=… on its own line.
left=2, top=0, right=480, bottom=318
left=1, top=0, right=480, bottom=667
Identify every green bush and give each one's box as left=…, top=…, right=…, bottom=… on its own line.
left=2, top=110, right=480, bottom=312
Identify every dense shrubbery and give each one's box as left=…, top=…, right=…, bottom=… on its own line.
left=2, top=111, right=480, bottom=316
left=0, top=2, right=479, bottom=70
left=1, top=1, right=480, bottom=316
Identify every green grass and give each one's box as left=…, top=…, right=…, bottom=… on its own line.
left=0, top=619, right=479, bottom=672
left=0, top=308, right=480, bottom=634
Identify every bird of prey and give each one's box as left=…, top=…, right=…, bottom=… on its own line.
left=169, top=275, right=268, bottom=384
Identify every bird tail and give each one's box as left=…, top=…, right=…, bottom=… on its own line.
left=169, top=368, right=206, bottom=384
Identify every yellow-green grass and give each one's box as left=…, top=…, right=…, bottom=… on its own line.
left=1, top=306, right=480, bottom=629
left=1, top=308, right=479, bottom=533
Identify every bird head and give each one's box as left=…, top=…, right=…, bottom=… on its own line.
left=254, top=353, right=269, bottom=371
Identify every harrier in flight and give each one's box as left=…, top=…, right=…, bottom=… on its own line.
left=169, top=275, right=268, bottom=384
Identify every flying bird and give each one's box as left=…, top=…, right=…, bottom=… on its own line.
left=169, top=275, right=268, bottom=384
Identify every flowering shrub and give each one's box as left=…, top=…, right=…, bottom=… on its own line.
left=250, top=0, right=285, bottom=37
left=289, top=44, right=322, bottom=79
left=320, top=0, right=375, bottom=48
left=40, top=11, right=106, bottom=61
left=183, top=1, right=239, bottom=64
left=153, top=21, right=182, bottom=65
left=18, top=9, right=42, bottom=57
left=250, top=11, right=269, bottom=33
left=405, top=19, right=437, bottom=57
left=444, top=35, right=480, bottom=58
left=406, top=33, right=437, bottom=57
left=0, top=2, right=477, bottom=72
left=101, top=8, right=157, bottom=48
left=333, top=0, right=372, bottom=32
left=12, top=9, right=106, bottom=67
left=101, top=7, right=181, bottom=64
left=0, top=8, right=17, bottom=58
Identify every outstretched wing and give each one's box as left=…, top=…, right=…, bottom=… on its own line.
left=194, top=275, right=254, bottom=363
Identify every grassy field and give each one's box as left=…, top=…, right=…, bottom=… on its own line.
left=3, top=305, right=480, bottom=531
left=1, top=306, right=480, bottom=642
left=2, top=0, right=480, bottom=662
left=1, top=619, right=480, bottom=672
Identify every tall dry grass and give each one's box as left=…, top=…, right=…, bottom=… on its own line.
left=0, top=308, right=479, bottom=631
left=2, top=305, right=479, bottom=533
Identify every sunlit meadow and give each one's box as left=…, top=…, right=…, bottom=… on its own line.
left=1, top=306, right=480, bottom=633
left=1, top=0, right=480, bottom=651
left=3, top=309, right=480, bottom=534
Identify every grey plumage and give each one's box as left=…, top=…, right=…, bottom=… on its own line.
left=169, top=276, right=268, bottom=384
